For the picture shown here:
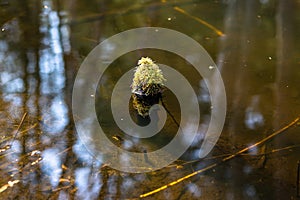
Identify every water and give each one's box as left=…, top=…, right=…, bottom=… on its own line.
left=0, top=0, right=300, bottom=199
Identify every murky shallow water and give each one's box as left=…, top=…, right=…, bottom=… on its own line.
left=1, top=0, right=300, bottom=199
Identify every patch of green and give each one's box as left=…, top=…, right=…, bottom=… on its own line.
left=132, top=94, right=151, bottom=117
left=131, top=57, right=166, bottom=96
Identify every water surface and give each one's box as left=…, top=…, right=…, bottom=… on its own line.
left=0, top=0, right=300, bottom=199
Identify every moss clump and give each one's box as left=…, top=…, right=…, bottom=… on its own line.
left=132, top=93, right=160, bottom=117
left=131, top=57, right=166, bottom=96
left=131, top=57, right=166, bottom=117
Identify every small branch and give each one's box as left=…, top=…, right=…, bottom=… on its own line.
left=167, top=144, right=300, bottom=170
left=68, top=0, right=197, bottom=26
left=0, top=123, right=38, bottom=146
left=140, top=116, right=300, bottom=198
left=56, top=147, right=72, bottom=156
left=253, top=144, right=300, bottom=156
left=222, top=116, right=299, bottom=162
left=52, top=184, right=72, bottom=193
left=173, top=6, right=225, bottom=37
left=0, top=180, right=20, bottom=193
left=10, top=112, right=28, bottom=146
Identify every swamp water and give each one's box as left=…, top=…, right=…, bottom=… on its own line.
left=0, top=0, right=300, bottom=199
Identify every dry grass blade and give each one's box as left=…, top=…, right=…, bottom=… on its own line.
left=10, top=112, right=28, bottom=146
left=68, top=0, right=196, bottom=25
left=173, top=6, right=225, bottom=37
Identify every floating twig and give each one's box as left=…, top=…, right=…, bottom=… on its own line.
left=167, top=144, right=300, bottom=170
left=140, top=116, right=300, bottom=198
left=68, top=0, right=197, bottom=25
left=10, top=112, right=28, bottom=146
left=0, top=123, right=37, bottom=145
left=254, top=144, right=300, bottom=156
left=52, top=185, right=72, bottom=193
left=0, top=180, right=20, bottom=193
left=56, top=147, right=72, bottom=156
left=173, top=6, right=225, bottom=37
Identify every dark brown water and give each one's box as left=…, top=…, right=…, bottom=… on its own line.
left=0, top=0, right=300, bottom=199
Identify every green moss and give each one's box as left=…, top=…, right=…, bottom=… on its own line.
left=132, top=94, right=152, bottom=117
left=131, top=57, right=166, bottom=96
left=131, top=57, right=166, bottom=117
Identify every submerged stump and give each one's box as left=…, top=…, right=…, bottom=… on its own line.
left=131, top=57, right=166, bottom=117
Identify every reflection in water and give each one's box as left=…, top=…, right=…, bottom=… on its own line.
left=2, top=76, right=24, bottom=93
left=244, top=184, right=256, bottom=198
left=41, top=148, right=62, bottom=188
left=0, top=0, right=299, bottom=199
left=245, top=95, right=264, bottom=130
left=39, top=1, right=68, bottom=135
left=41, top=96, right=69, bottom=134
left=73, top=139, right=95, bottom=163
left=198, top=79, right=210, bottom=103
left=75, top=167, right=102, bottom=199
left=3, top=94, right=23, bottom=119
left=0, top=19, right=24, bottom=120
left=187, top=183, right=201, bottom=198
left=37, top=0, right=74, bottom=194
left=0, top=0, right=73, bottom=197
left=6, top=140, right=21, bottom=162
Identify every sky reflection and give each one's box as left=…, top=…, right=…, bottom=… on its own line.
left=38, top=0, right=69, bottom=135
left=0, top=0, right=73, bottom=196
left=75, top=167, right=102, bottom=199
left=41, top=96, right=69, bottom=134
left=245, top=95, right=264, bottom=130
left=41, top=148, right=62, bottom=188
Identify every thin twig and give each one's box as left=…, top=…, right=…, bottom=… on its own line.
left=173, top=6, right=225, bottom=37
left=10, top=112, right=28, bottom=146
left=67, top=0, right=197, bottom=26
left=0, top=123, right=38, bottom=145
left=56, top=147, right=72, bottom=156
left=252, top=144, right=300, bottom=156
left=167, top=144, right=300, bottom=169
left=0, top=180, right=20, bottom=193
left=52, top=185, right=72, bottom=193
left=140, top=116, right=300, bottom=198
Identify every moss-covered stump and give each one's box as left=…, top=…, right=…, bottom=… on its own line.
left=131, top=57, right=166, bottom=117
